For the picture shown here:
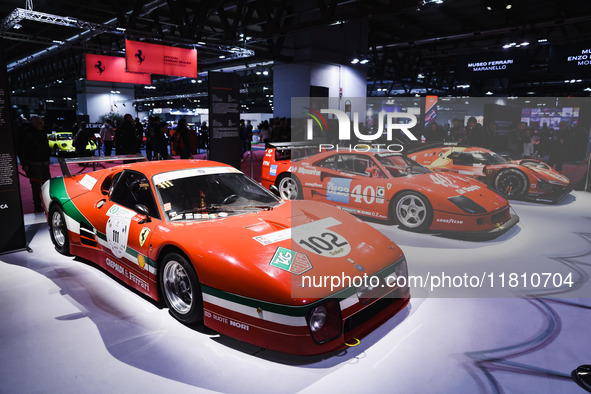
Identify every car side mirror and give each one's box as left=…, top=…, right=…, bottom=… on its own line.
left=366, top=167, right=378, bottom=177
left=134, top=204, right=151, bottom=223
left=269, top=185, right=280, bottom=196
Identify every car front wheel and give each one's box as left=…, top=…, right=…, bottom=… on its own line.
left=160, top=252, right=203, bottom=324
left=494, top=169, right=529, bottom=199
left=392, top=191, right=433, bottom=232
left=49, top=205, right=70, bottom=255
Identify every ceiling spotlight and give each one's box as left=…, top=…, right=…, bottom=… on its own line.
left=485, top=91, right=493, bottom=95
left=360, top=59, right=369, bottom=64
left=263, top=70, right=269, bottom=75
left=191, top=79, right=196, bottom=83
left=351, top=58, right=360, bottom=64
left=13, top=23, right=22, bottom=30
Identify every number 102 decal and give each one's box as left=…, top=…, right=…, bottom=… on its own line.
left=293, top=229, right=351, bottom=258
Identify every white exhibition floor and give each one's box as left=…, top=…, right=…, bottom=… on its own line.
left=1, top=192, right=591, bottom=393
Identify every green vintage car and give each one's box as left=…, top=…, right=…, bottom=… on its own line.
left=48, top=132, right=97, bottom=156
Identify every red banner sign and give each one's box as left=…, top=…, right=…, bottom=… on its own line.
left=86, top=54, right=151, bottom=85
left=125, top=39, right=198, bottom=78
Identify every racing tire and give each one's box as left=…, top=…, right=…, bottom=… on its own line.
left=391, top=191, right=433, bottom=232
left=276, top=173, right=302, bottom=200
left=494, top=169, right=529, bottom=200
left=49, top=205, right=71, bottom=255
left=159, top=252, right=203, bottom=324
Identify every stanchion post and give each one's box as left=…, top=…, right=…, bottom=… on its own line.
left=250, top=145, right=254, bottom=178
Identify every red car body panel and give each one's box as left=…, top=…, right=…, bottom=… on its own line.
left=42, top=158, right=409, bottom=355
left=261, top=147, right=518, bottom=238
left=407, top=144, right=571, bottom=203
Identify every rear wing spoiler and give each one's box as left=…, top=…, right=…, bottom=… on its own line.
left=402, top=141, right=474, bottom=154
left=58, top=154, right=147, bottom=177
left=267, top=142, right=320, bottom=151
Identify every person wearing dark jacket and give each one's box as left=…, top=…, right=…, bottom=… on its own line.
left=18, top=116, right=51, bottom=212
left=174, top=118, right=192, bottom=159
left=120, top=114, right=137, bottom=154
left=466, top=116, right=488, bottom=148
left=74, top=122, right=94, bottom=157
left=152, top=122, right=170, bottom=160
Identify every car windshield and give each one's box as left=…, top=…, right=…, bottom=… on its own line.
left=520, top=159, right=550, bottom=170
left=57, top=133, right=73, bottom=141
left=375, top=153, right=431, bottom=177
left=470, top=151, right=508, bottom=165
left=153, top=167, right=281, bottom=221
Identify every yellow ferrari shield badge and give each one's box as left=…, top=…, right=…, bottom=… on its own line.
left=139, top=227, right=150, bottom=247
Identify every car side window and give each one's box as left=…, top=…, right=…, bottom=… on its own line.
left=109, top=170, right=160, bottom=219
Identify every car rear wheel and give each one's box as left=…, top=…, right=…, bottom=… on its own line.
left=494, top=169, right=529, bottom=199
left=160, top=253, right=203, bottom=324
left=276, top=173, right=302, bottom=200
left=49, top=205, right=70, bottom=255
left=392, top=191, right=433, bottom=232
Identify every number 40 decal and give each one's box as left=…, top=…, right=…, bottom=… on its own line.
left=351, top=184, right=386, bottom=204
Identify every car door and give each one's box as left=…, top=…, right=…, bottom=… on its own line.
left=315, top=153, right=388, bottom=218
left=93, top=169, right=161, bottom=294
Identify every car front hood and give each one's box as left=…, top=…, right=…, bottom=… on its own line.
left=397, top=172, right=508, bottom=212
left=153, top=200, right=404, bottom=305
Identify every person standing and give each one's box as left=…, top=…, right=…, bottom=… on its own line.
left=17, top=116, right=51, bottom=212
left=120, top=114, right=136, bottom=154
left=74, top=122, right=94, bottom=157
left=152, top=121, right=170, bottom=160
left=100, top=119, right=115, bottom=156
left=135, top=117, right=144, bottom=153
left=465, top=117, right=488, bottom=148
left=174, top=118, right=192, bottom=159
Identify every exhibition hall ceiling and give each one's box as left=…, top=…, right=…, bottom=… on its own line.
left=1, top=0, right=591, bottom=101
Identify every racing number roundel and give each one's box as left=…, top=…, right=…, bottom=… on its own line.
left=293, top=229, right=351, bottom=258
left=106, top=215, right=130, bottom=258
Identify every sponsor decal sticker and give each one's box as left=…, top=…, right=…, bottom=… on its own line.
left=377, top=186, right=385, bottom=198
left=327, top=177, right=352, bottom=203
left=79, top=175, right=97, bottom=190
left=139, top=227, right=150, bottom=247
left=269, top=246, right=312, bottom=275
left=269, top=164, right=278, bottom=176
left=137, top=254, right=146, bottom=269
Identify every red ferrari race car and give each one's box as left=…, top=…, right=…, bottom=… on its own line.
left=261, top=143, right=519, bottom=239
left=41, top=155, right=410, bottom=356
left=405, top=143, right=571, bottom=203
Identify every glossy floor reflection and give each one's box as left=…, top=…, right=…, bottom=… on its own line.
left=1, top=192, right=590, bottom=393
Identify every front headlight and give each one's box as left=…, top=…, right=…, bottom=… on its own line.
left=61, top=143, right=67, bottom=148
left=547, top=179, right=566, bottom=185
left=306, top=299, right=342, bottom=343
left=308, top=305, right=327, bottom=332
left=448, top=195, right=487, bottom=214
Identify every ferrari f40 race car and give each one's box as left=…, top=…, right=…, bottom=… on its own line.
left=406, top=144, right=571, bottom=203
left=42, top=155, right=410, bottom=355
left=261, top=143, right=519, bottom=239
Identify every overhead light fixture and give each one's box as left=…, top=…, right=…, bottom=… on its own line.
left=485, top=91, right=493, bottom=95
left=584, top=87, right=591, bottom=92
left=538, top=38, right=548, bottom=43
left=190, top=79, right=196, bottom=83
left=359, top=59, right=369, bottom=64
left=263, top=70, right=269, bottom=75
left=13, top=23, right=22, bottom=30
left=351, top=58, right=360, bottom=64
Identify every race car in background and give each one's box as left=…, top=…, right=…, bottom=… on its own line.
left=42, top=155, right=410, bottom=355
left=405, top=143, right=571, bottom=203
left=261, top=143, right=519, bottom=239
left=47, top=131, right=97, bottom=156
